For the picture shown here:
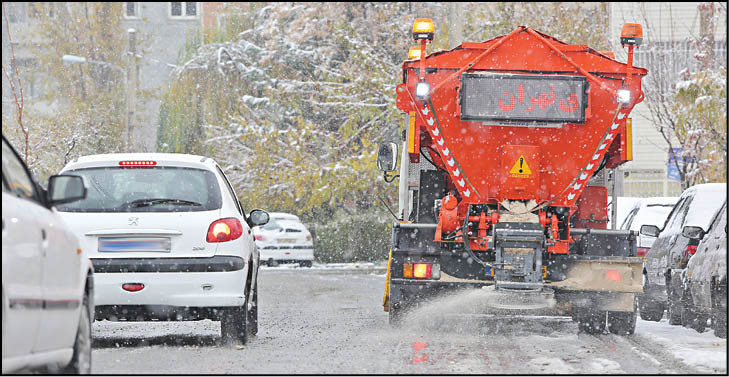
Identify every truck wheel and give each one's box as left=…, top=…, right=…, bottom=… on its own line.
left=667, top=298, right=683, bottom=325
left=221, top=301, right=249, bottom=345
left=63, top=292, right=92, bottom=374
left=608, top=311, right=637, bottom=335
left=638, top=297, right=664, bottom=322
left=577, top=311, right=606, bottom=335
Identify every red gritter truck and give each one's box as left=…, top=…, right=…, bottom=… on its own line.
left=378, top=20, right=648, bottom=335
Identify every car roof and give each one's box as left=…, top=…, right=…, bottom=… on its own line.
left=61, top=153, right=217, bottom=172
left=682, top=183, right=727, bottom=229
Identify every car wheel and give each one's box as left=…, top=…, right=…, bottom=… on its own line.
left=577, top=311, right=606, bottom=335
left=221, top=301, right=249, bottom=345
left=681, top=289, right=707, bottom=333
left=638, top=296, right=664, bottom=321
left=248, top=283, right=258, bottom=336
left=63, top=292, right=92, bottom=374
left=299, top=261, right=312, bottom=268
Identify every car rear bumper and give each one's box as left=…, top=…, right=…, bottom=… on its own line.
left=260, top=248, right=313, bottom=262
left=91, top=257, right=247, bottom=308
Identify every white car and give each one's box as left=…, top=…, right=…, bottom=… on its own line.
left=2, top=135, right=94, bottom=374
left=253, top=212, right=314, bottom=267
left=55, top=153, right=269, bottom=344
left=619, top=197, right=679, bottom=257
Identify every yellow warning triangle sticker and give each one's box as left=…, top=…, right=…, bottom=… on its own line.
left=509, top=155, right=532, bottom=178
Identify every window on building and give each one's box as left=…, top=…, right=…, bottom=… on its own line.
left=169, top=2, right=198, bottom=18
left=124, top=2, right=138, bottom=18
left=28, top=2, right=55, bottom=19
left=4, top=2, right=26, bottom=23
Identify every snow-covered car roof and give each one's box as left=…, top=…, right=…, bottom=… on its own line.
left=682, top=183, right=727, bottom=229
left=624, top=197, right=679, bottom=231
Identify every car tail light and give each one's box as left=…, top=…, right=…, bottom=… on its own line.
left=306, top=235, right=312, bottom=241
left=255, top=235, right=264, bottom=241
left=119, top=160, right=157, bottom=168
left=206, top=218, right=243, bottom=243
left=684, top=245, right=698, bottom=256
left=637, top=247, right=650, bottom=258
left=122, top=283, right=145, bottom=292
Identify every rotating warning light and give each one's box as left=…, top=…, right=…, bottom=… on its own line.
left=412, top=18, right=434, bottom=41
left=416, top=81, right=430, bottom=99
left=617, top=89, right=631, bottom=105
left=408, top=46, right=422, bottom=60
left=620, top=23, right=643, bottom=47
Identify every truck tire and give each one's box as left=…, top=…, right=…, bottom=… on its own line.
left=608, top=310, right=637, bottom=335
left=638, top=297, right=664, bottom=322
left=577, top=311, right=606, bottom=335
left=63, top=292, right=92, bottom=374
left=667, top=298, right=683, bottom=325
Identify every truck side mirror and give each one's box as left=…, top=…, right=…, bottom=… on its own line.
left=640, top=224, right=660, bottom=238
left=47, top=175, right=87, bottom=207
left=377, top=142, right=398, bottom=172
left=681, top=226, right=705, bottom=240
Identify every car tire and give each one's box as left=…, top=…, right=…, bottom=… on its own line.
left=63, top=292, right=92, bottom=374
left=638, top=297, right=664, bottom=322
left=248, top=283, right=258, bottom=336
left=299, top=261, right=312, bottom=268
left=713, top=286, right=727, bottom=339
left=681, top=289, right=707, bottom=333
left=221, top=302, right=249, bottom=345
left=577, top=311, right=606, bottom=335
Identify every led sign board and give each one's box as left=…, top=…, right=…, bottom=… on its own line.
left=460, top=73, right=588, bottom=124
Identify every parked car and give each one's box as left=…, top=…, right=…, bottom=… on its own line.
left=680, top=200, right=726, bottom=338
left=608, top=196, right=643, bottom=230
left=253, top=212, right=314, bottom=267
left=2, top=135, right=94, bottom=374
left=55, top=153, right=269, bottom=344
left=639, top=183, right=727, bottom=324
left=619, top=197, right=680, bottom=257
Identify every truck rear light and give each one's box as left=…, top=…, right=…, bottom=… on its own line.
left=413, top=263, right=432, bottom=279
left=605, top=270, right=622, bottom=282
left=403, top=263, right=413, bottom=278
left=637, top=247, right=650, bottom=258
left=206, top=218, right=243, bottom=243
left=122, top=283, right=144, bottom=292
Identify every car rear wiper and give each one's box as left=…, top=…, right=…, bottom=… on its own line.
left=128, top=198, right=202, bottom=208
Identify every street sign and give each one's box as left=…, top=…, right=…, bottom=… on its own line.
left=667, top=148, right=682, bottom=181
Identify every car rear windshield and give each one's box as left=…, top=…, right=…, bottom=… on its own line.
left=56, top=167, right=221, bottom=212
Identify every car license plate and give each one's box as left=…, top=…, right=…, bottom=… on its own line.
left=98, top=237, right=171, bottom=252
left=278, top=239, right=297, bottom=244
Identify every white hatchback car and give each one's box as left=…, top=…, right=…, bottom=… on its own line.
left=253, top=212, right=314, bottom=267
left=55, top=153, right=269, bottom=344
left=2, top=135, right=94, bottom=374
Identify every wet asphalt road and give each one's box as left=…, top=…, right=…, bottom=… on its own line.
left=91, top=268, right=719, bottom=374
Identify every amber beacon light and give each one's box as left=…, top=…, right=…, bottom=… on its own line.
left=412, top=18, right=434, bottom=41
left=620, top=23, right=643, bottom=46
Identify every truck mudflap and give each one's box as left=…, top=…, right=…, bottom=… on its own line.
left=547, top=256, right=643, bottom=294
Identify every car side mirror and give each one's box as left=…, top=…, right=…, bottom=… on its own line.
left=640, top=224, right=661, bottom=237
left=249, top=209, right=270, bottom=227
left=681, top=226, right=705, bottom=240
left=47, top=175, right=87, bottom=207
left=376, top=142, right=398, bottom=172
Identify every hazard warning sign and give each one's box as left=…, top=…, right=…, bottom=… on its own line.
left=509, top=155, right=532, bottom=178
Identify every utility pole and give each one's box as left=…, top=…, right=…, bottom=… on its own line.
left=126, top=28, right=138, bottom=152
left=447, top=2, right=463, bottom=49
